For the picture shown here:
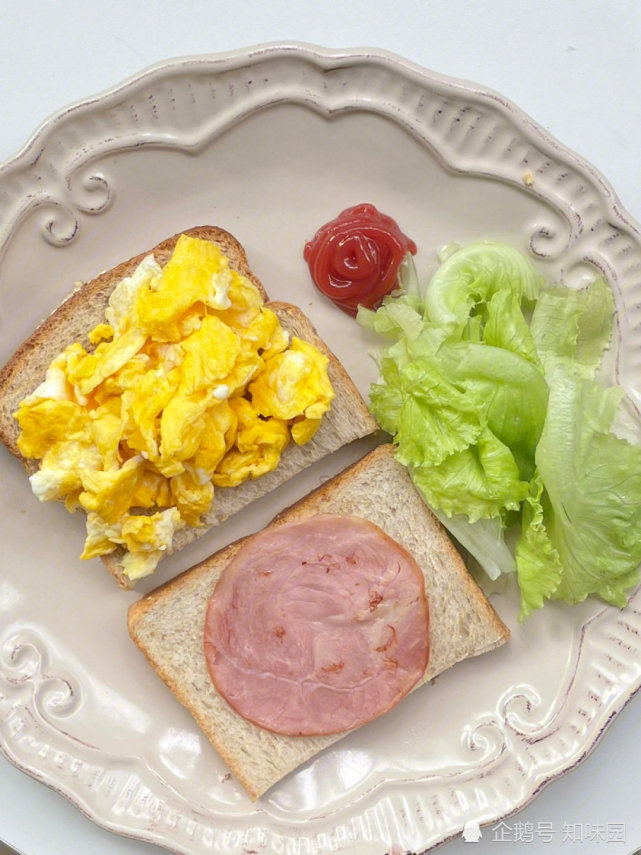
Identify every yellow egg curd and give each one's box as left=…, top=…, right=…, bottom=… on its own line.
left=14, top=235, right=335, bottom=580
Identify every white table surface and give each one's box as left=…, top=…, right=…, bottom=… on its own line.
left=1, top=2, right=641, bottom=853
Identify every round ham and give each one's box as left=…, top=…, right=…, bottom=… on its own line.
left=203, top=514, right=430, bottom=736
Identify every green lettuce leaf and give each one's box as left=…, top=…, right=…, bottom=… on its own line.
left=369, top=355, right=483, bottom=468
left=483, top=287, right=543, bottom=369
left=530, top=275, right=614, bottom=379
left=430, top=508, right=517, bottom=581
left=436, top=341, right=548, bottom=479
left=514, top=472, right=564, bottom=620
left=534, top=374, right=641, bottom=606
left=410, top=428, right=529, bottom=522
left=423, top=240, right=544, bottom=328
left=357, top=293, right=425, bottom=341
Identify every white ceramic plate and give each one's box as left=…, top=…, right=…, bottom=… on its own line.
left=1, top=43, right=641, bottom=855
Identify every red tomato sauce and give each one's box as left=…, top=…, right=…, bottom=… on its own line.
left=303, top=203, right=417, bottom=317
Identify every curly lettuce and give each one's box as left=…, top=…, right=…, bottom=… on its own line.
left=359, top=240, right=641, bottom=619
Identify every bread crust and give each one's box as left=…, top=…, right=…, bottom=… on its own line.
left=0, top=226, right=379, bottom=587
left=128, top=443, right=510, bottom=800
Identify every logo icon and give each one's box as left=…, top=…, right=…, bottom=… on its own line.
left=462, top=819, right=483, bottom=843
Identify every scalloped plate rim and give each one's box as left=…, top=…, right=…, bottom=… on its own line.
left=2, top=38, right=640, bottom=242
left=1, top=42, right=641, bottom=855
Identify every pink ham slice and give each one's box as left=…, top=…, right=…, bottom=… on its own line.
left=204, top=514, right=430, bottom=736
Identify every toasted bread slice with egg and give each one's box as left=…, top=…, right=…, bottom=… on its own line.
left=128, top=443, right=510, bottom=800
left=0, top=227, right=379, bottom=588
left=0, top=227, right=262, bottom=459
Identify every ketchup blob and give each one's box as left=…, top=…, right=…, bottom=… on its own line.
left=303, top=203, right=417, bottom=317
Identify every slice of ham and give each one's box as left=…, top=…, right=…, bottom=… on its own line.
left=204, top=514, right=429, bottom=736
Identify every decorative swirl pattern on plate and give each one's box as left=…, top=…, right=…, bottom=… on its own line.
left=1, top=628, right=81, bottom=720
left=2, top=44, right=641, bottom=855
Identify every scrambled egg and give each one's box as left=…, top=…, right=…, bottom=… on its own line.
left=14, top=235, right=335, bottom=580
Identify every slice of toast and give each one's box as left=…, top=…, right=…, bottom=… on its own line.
left=127, top=444, right=510, bottom=800
left=0, top=226, right=379, bottom=587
